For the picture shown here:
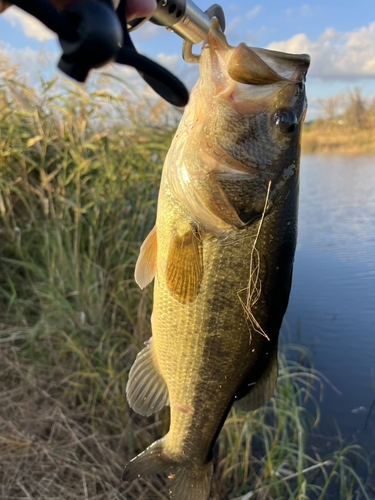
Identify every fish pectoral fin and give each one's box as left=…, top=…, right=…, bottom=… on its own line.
left=126, top=338, right=169, bottom=416
left=166, top=224, right=203, bottom=304
left=135, top=225, right=157, bottom=289
left=234, top=349, right=278, bottom=412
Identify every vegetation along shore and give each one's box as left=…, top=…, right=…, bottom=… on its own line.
left=0, top=60, right=374, bottom=498
left=302, top=89, right=375, bottom=156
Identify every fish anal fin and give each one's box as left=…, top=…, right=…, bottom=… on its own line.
left=234, top=349, right=278, bottom=412
left=228, top=43, right=285, bottom=85
left=122, top=438, right=169, bottom=481
left=126, top=339, right=169, bottom=416
left=135, top=225, right=157, bottom=289
left=166, top=225, right=203, bottom=304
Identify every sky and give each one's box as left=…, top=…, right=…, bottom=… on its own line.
left=0, top=0, right=375, bottom=119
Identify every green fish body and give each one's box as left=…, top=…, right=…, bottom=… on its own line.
left=124, top=27, right=310, bottom=500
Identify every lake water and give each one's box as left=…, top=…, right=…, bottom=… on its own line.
left=283, top=155, right=375, bottom=451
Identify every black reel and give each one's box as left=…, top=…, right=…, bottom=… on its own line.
left=9, top=0, right=189, bottom=107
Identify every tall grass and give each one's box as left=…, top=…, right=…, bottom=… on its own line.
left=0, top=65, right=373, bottom=499
left=302, top=88, right=375, bottom=156
left=302, top=123, right=375, bottom=156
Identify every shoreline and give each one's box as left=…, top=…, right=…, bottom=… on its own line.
left=302, top=124, right=375, bottom=156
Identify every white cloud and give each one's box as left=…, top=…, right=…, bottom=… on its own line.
left=246, top=5, right=261, bottom=21
left=156, top=53, right=180, bottom=73
left=1, top=44, right=57, bottom=85
left=3, top=6, right=55, bottom=41
left=285, top=4, right=321, bottom=20
left=300, top=4, right=313, bottom=18
left=156, top=52, right=199, bottom=90
left=225, top=16, right=242, bottom=38
left=131, top=21, right=161, bottom=42
left=267, top=22, right=375, bottom=80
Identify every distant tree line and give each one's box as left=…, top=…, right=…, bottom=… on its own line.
left=318, top=88, right=375, bottom=128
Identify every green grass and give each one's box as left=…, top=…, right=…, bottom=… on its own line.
left=0, top=67, right=373, bottom=499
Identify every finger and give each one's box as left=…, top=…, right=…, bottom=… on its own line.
left=0, top=1, right=10, bottom=13
left=126, top=0, right=156, bottom=21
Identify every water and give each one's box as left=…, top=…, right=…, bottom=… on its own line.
left=284, top=155, right=375, bottom=450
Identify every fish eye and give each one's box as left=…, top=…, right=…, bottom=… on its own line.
left=272, top=109, right=298, bottom=133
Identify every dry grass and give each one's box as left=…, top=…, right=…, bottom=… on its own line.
left=0, top=346, right=169, bottom=500
left=302, top=123, right=375, bottom=156
left=1, top=340, right=372, bottom=500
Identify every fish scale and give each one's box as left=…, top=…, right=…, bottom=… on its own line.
left=215, top=109, right=285, bottom=167
left=153, top=190, right=282, bottom=451
left=123, top=25, right=309, bottom=500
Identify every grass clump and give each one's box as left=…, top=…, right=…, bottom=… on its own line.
left=302, top=123, right=375, bottom=156
left=0, top=65, right=373, bottom=499
left=217, top=346, right=373, bottom=499
left=302, top=88, right=375, bottom=156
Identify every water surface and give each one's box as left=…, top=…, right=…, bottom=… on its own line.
left=284, top=155, right=375, bottom=449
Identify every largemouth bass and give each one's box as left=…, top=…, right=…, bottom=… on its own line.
left=123, top=25, right=310, bottom=500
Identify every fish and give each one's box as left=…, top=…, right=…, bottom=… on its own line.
left=123, top=23, right=310, bottom=500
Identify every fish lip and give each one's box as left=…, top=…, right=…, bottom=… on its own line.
left=205, top=27, right=310, bottom=87
left=251, top=47, right=310, bottom=83
left=198, top=27, right=310, bottom=126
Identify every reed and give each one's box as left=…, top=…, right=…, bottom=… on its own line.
left=302, top=123, right=375, bottom=156
left=0, top=67, right=372, bottom=499
left=302, top=88, right=375, bottom=156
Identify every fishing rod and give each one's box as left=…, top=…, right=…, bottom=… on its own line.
left=7, top=0, right=226, bottom=107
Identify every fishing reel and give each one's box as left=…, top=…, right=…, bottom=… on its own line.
left=8, top=0, right=226, bottom=107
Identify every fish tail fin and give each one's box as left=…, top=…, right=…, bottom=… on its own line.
left=123, top=437, right=213, bottom=500
left=168, top=461, right=213, bottom=500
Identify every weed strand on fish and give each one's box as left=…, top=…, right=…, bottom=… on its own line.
left=238, top=181, right=272, bottom=342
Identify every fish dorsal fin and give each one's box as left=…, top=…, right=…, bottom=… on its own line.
left=126, top=338, right=169, bottom=416
left=228, top=43, right=285, bottom=85
left=234, top=349, right=278, bottom=412
left=135, top=225, right=157, bottom=289
left=166, top=224, right=203, bottom=304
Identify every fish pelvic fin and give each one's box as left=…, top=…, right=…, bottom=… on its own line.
left=126, top=338, right=169, bottom=416
left=234, top=348, right=278, bottom=412
left=135, top=225, right=157, bottom=289
left=123, top=438, right=213, bottom=500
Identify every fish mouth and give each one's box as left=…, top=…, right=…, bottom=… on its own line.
left=202, top=23, right=310, bottom=86
left=199, top=25, right=310, bottom=117
left=228, top=44, right=310, bottom=85
left=197, top=27, right=310, bottom=163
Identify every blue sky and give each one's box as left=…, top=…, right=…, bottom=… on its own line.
left=0, top=0, right=374, bottom=119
